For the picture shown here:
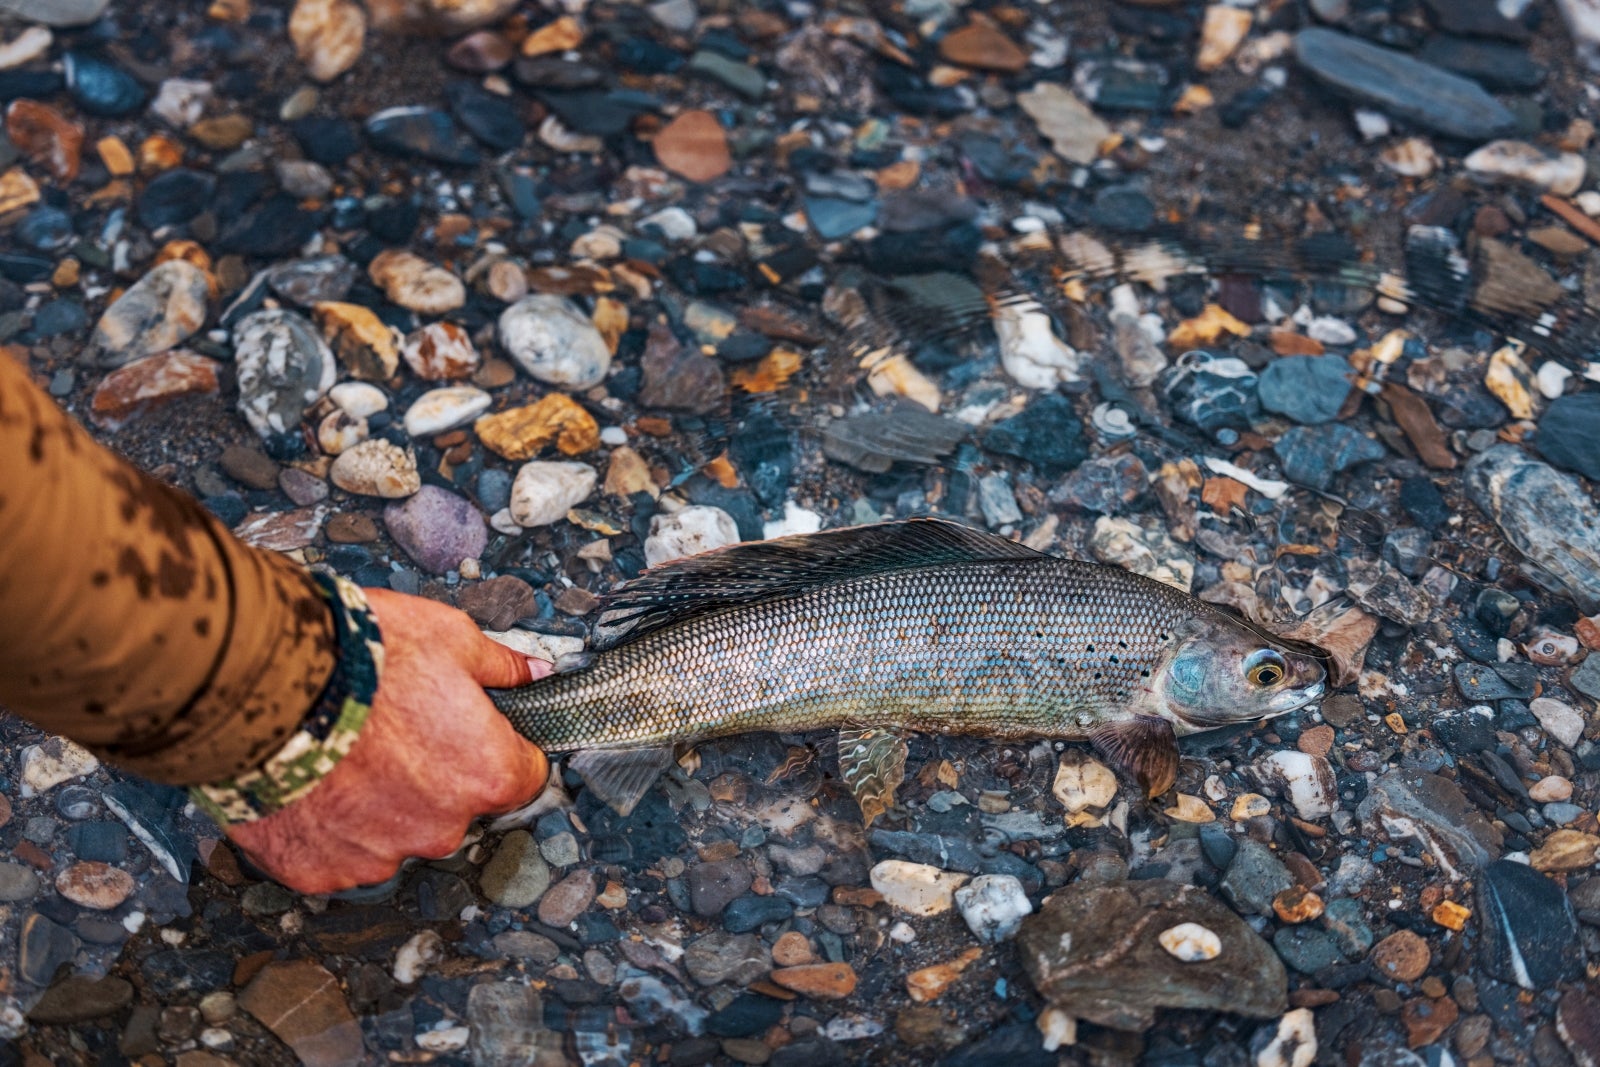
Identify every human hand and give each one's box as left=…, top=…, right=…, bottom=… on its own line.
left=226, top=588, right=552, bottom=894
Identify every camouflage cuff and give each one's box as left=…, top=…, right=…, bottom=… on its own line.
left=190, top=572, right=384, bottom=825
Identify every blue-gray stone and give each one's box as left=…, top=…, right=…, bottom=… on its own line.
left=142, top=949, right=234, bottom=997
left=1274, top=424, right=1386, bottom=491
left=365, top=106, right=483, bottom=166
left=983, top=393, right=1089, bottom=478
left=705, top=994, right=783, bottom=1038
left=137, top=168, right=216, bottom=230
left=1273, top=925, right=1344, bottom=974
left=1293, top=29, right=1516, bottom=140
left=30, top=299, right=86, bottom=338
left=1476, top=859, right=1585, bottom=990
left=722, top=893, right=794, bottom=933
left=804, top=196, right=878, bottom=240
left=1163, top=354, right=1261, bottom=438
left=19, top=912, right=80, bottom=986
left=67, top=821, right=127, bottom=864
left=1219, top=838, right=1293, bottom=916
left=1322, top=897, right=1374, bottom=956
left=1534, top=393, right=1600, bottom=481
left=1258, top=355, right=1353, bottom=424
left=687, top=50, right=767, bottom=99
left=64, top=52, right=146, bottom=116
left=17, top=206, right=74, bottom=252
left=103, top=780, right=196, bottom=884
left=1453, top=661, right=1535, bottom=702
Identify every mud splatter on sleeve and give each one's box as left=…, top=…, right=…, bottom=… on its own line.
left=0, top=352, right=337, bottom=785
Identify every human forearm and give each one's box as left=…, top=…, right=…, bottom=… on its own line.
left=0, top=352, right=336, bottom=784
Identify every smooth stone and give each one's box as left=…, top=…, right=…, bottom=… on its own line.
left=644, top=506, right=739, bottom=567
left=0, top=862, right=40, bottom=902
left=18, top=912, right=80, bottom=985
left=723, top=894, right=794, bottom=933
left=329, top=439, right=421, bottom=498
left=954, top=874, right=1033, bottom=944
left=64, top=51, right=145, bottom=116
left=1417, top=35, right=1545, bottom=91
left=685, top=931, right=769, bottom=987
left=401, top=321, right=479, bottom=380
left=266, top=256, right=357, bottom=307
left=444, top=80, right=524, bottom=151
left=1476, top=860, right=1585, bottom=990
left=1019, top=879, right=1286, bottom=1033
left=90, top=260, right=211, bottom=368
left=0, top=0, right=109, bottom=25
left=383, top=485, right=487, bottom=575
left=239, top=961, right=364, bottom=1067
left=1357, top=770, right=1503, bottom=876
left=1257, top=356, right=1353, bottom=424
left=1534, top=393, right=1600, bottom=481
left=466, top=982, right=558, bottom=1067
left=233, top=309, right=336, bottom=439
left=508, top=461, right=596, bottom=527
left=1219, top=839, right=1294, bottom=917
left=1272, top=925, right=1344, bottom=975
left=27, top=975, right=133, bottom=1024
left=1273, top=423, right=1386, bottom=491
left=639, top=321, right=726, bottom=414
left=1466, top=445, right=1600, bottom=613
left=367, top=249, right=465, bottom=315
left=1292, top=29, right=1515, bottom=140
left=365, top=105, right=482, bottom=166
left=480, top=830, right=550, bottom=908
left=498, top=294, right=611, bottom=389
left=983, top=393, right=1089, bottom=477
left=537, top=868, right=596, bottom=927
left=689, top=858, right=753, bottom=917
left=403, top=385, right=491, bottom=437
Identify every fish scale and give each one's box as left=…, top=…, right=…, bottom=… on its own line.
left=494, top=558, right=1203, bottom=752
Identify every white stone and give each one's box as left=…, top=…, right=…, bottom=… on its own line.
left=953, top=874, right=1032, bottom=944
left=645, top=505, right=739, bottom=566
left=233, top=309, right=336, bottom=438
left=1465, top=140, right=1587, bottom=196
left=416, top=1026, right=470, bottom=1053
left=993, top=303, right=1084, bottom=390
left=1379, top=137, right=1438, bottom=178
left=0, top=0, right=110, bottom=25
left=1529, top=696, right=1585, bottom=748
left=368, top=249, right=465, bottom=315
left=400, top=321, right=479, bottom=380
left=1577, top=189, right=1600, bottom=216
left=1089, top=516, right=1194, bottom=592
left=498, top=294, right=612, bottom=389
left=0, top=26, right=52, bottom=70
left=1352, top=108, right=1390, bottom=140
left=640, top=206, right=697, bottom=241
left=570, top=224, right=626, bottom=261
left=1537, top=361, right=1573, bottom=400
left=1158, top=922, right=1222, bottom=962
left=1038, top=1007, right=1077, bottom=1052
left=888, top=921, right=917, bottom=943
left=1254, top=750, right=1337, bottom=819
left=329, top=439, right=421, bottom=498
left=762, top=501, right=823, bottom=540
left=510, top=461, right=597, bottom=527
left=329, top=381, right=388, bottom=418
left=317, top=408, right=367, bottom=455
left=21, top=738, right=99, bottom=793
left=403, top=385, right=491, bottom=437
left=276, top=159, right=334, bottom=199
left=1017, top=82, right=1110, bottom=165
left=869, top=860, right=970, bottom=917
left=394, top=930, right=445, bottom=985
left=1254, top=1008, right=1317, bottom=1067
left=1306, top=316, right=1357, bottom=346
left=1052, top=754, right=1118, bottom=814
left=149, top=78, right=214, bottom=128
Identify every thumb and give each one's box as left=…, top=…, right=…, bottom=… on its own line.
left=467, top=631, right=555, bottom=689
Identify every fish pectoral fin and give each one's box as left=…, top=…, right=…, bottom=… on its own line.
left=552, top=651, right=595, bottom=674
left=567, top=747, right=674, bottom=817
left=837, top=728, right=909, bottom=827
left=1089, top=717, right=1180, bottom=799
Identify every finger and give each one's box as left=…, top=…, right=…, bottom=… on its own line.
left=479, top=739, right=551, bottom=812
left=467, top=632, right=554, bottom=689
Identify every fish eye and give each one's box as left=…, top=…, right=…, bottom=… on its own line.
left=1245, top=649, right=1288, bottom=688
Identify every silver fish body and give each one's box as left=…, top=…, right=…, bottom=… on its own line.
left=490, top=521, right=1328, bottom=813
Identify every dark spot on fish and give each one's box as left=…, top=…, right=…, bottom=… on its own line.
left=194, top=617, right=210, bottom=637
left=1140, top=669, right=1151, bottom=678
left=1086, top=643, right=1095, bottom=653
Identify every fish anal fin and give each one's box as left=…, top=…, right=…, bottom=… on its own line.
left=595, top=519, right=1042, bottom=649
left=837, top=728, right=909, bottom=826
left=1089, top=717, right=1179, bottom=799
left=568, top=747, right=674, bottom=817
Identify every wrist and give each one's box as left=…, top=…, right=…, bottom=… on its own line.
left=190, top=573, right=385, bottom=824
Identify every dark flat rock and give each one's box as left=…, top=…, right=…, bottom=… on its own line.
left=1294, top=29, right=1516, bottom=140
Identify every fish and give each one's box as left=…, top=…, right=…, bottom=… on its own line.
left=490, top=519, right=1328, bottom=820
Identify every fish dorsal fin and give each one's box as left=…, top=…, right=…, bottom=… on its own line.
left=594, top=518, right=1042, bottom=649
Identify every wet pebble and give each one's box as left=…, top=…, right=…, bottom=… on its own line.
left=330, top=439, right=421, bottom=498
left=233, top=309, right=336, bottom=440
left=383, top=485, right=486, bottom=574
left=509, top=461, right=597, bottom=527
left=479, top=830, right=550, bottom=909
left=498, top=295, right=612, bottom=389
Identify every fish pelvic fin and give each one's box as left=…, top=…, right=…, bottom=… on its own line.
left=1089, top=716, right=1180, bottom=799
left=837, top=728, right=909, bottom=826
left=568, top=746, right=675, bottom=817
left=594, top=518, right=1043, bottom=649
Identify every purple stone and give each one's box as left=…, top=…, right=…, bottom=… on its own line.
left=383, top=485, right=488, bottom=575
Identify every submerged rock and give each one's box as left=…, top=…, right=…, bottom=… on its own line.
left=1466, top=445, right=1600, bottom=612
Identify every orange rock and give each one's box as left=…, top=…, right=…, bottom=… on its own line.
left=1297, top=724, right=1335, bottom=757
left=55, top=862, right=136, bottom=911
left=1270, top=330, right=1324, bottom=356
left=1576, top=615, right=1600, bottom=650
left=290, top=0, right=366, bottom=82
left=703, top=454, right=739, bottom=489
left=475, top=393, right=599, bottom=460
left=189, top=114, right=254, bottom=151
left=0, top=167, right=40, bottom=215
left=1430, top=900, right=1470, bottom=932
left=731, top=347, right=804, bottom=394
left=314, top=301, right=400, bottom=381
left=155, top=241, right=219, bottom=298
left=5, top=99, right=83, bottom=183
left=771, top=963, right=857, bottom=1000
left=1168, top=304, right=1251, bottom=349
left=832, top=885, right=883, bottom=907
left=938, top=19, right=1028, bottom=73
left=91, top=351, right=222, bottom=429
left=139, top=133, right=184, bottom=173
left=772, top=932, right=814, bottom=967
left=1371, top=930, right=1430, bottom=983
left=1200, top=476, right=1248, bottom=514
left=1272, top=885, right=1325, bottom=924
left=653, top=110, right=731, bottom=184
left=1401, top=995, right=1458, bottom=1049
left=876, top=159, right=920, bottom=190
left=521, top=14, right=582, bottom=56
left=592, top=295, right=628, bottom=353
left=603, top=445, right=657, bottom=499
left=906, top=947, right=982, bottom=1003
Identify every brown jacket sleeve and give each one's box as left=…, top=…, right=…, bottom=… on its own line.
left=0, top=352, right=336, bottom=785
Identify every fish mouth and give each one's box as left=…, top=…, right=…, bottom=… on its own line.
left=1266, top=678, right=1326, bottom=714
